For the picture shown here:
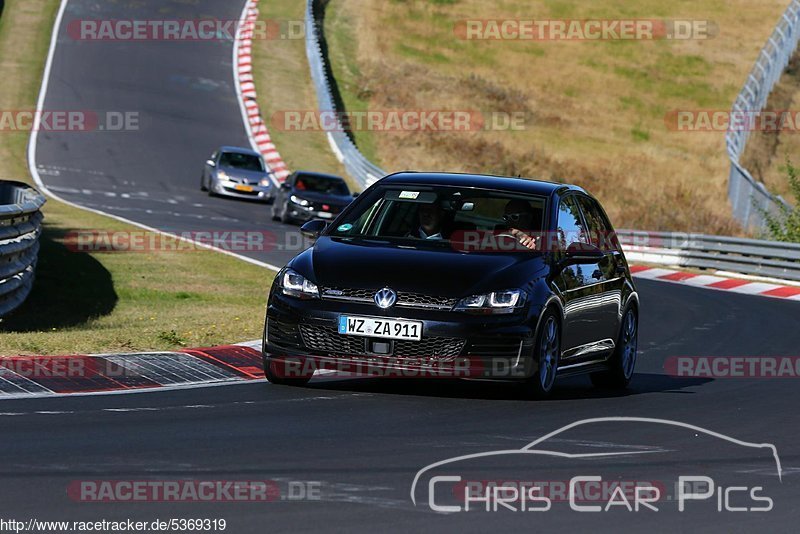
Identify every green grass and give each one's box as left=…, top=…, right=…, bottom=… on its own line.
left=0, top=0, right=274, bottom=355
left=631, top=125, right=650, bottom=142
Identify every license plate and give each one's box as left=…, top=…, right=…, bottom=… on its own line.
left=234, top=184, right=253, bottom=192
left=338, top=316, right=422, bottom=341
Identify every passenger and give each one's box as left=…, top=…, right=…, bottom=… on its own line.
left=501, top=199, right=538, bottom=250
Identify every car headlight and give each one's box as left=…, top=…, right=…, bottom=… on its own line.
left=259, top=178, right=272, bottom=187
left=454, top=289, right=525, bottom=314
left=217, top=170, right=229, bottom=180
left=290, top=195, right=310, bottom=207
left=280, top=268, right=319, bottom=299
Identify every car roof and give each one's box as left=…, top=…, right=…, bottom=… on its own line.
left=378, top=171, right=585, bottom=197
left=218, top=146, right=262, bottom=157
left=293, top=171, right=346, bottom=181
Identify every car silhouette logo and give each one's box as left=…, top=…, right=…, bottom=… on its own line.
left=374, top=288, right=397, bottom=309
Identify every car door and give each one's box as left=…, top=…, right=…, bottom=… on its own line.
left=277, top=172, right=295, bottom=206
left=574, top=194, right=624, bottom=351
left=551, top=194, right=607, bottom=362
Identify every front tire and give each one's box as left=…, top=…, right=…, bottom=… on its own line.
left=263, top=357, right=313, bottom=386
left=271, top=199, right=281, bottom=220
left=524, top=310, right=560, bottom=398
left=591, top=307, right=638, bottom=389
left=279, top=201, right=292, bottom=224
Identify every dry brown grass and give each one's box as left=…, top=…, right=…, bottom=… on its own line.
left=325, top=0, right=792, bottom=233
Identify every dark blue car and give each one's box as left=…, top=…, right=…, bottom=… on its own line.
left=263, top=172, right=638, bottom=398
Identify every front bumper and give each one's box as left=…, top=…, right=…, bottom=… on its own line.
left=263, top=291, right=540, bottom=380
left=284, top=203, right=340, bottom=223
left=213, top=179, right=272, bottom=201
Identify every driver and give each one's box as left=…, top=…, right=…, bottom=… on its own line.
left=411, top=202, right=445, bottom=239
left=501, top=199, right=538, bottom=250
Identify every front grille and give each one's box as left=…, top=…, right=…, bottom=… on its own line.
left=267, top=318, right=302, bottom=348
left=299, top=324, right=364, bottom=355
left=397, top=291, right=458, bottom=309
left=223, top=186, right=259, bottom=195
left=320, top=288, right=458, bottom=310
left=299, top=325, right=465, bottom=361
left=227, top=175, right=260, bottom=186
left=310, top=202, right=342, bottom=214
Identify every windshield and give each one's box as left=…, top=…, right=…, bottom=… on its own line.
left=219, top=152, right=265, bottom=172
left=327, top=185, right=546, bottom=252
left=295, top=174, right=350, bottom=195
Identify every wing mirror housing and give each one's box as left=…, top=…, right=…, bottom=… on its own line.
left=205, top=159, right=216, bottom=167
left=564, top=242, right=605, bottom=263
left=300, top=219, right=328, bottom=239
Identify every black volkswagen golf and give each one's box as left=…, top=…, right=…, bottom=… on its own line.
left=262, top=172, right=639, bottom=397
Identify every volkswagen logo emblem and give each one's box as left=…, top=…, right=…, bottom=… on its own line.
left=374, top=288, right=397, bottom=309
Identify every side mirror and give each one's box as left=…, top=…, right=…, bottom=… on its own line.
left=564, top=242, right=604, bottom=262
left=280, top=182, right=291, bottom=191
left=300, top=219, right=327, bottom=239
left=352, top=192, right=360, bottom=198
left=205, top=159, right=216, bottom=167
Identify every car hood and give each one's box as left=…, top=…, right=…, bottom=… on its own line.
left=291, top=191, right=352, bottom=207
left=218, top=167, right=269, bottom=183
left=295, top=237, right=548, bottom=297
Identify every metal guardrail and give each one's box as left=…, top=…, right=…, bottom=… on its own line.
left=305, top=0, right=385, bottom=190
left=618, top=230, right=800, bottom=282
left=0, top=181, right=45, bottom=318
left=726, top=0, right=800, bottom=229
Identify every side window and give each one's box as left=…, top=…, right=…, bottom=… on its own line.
left=378, top=201, right=418, bottom=237
left=556, top=196, right=588, bottom=250
left=346, top=199, right=383, bottom=236
left=576, top=196, right=620, bottom=252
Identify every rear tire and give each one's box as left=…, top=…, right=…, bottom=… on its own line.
left=523, top=310, right=560, bottom=399
left=591, top=306, right=638, bottom=389
left=263, top=357, right=313, bottom=386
